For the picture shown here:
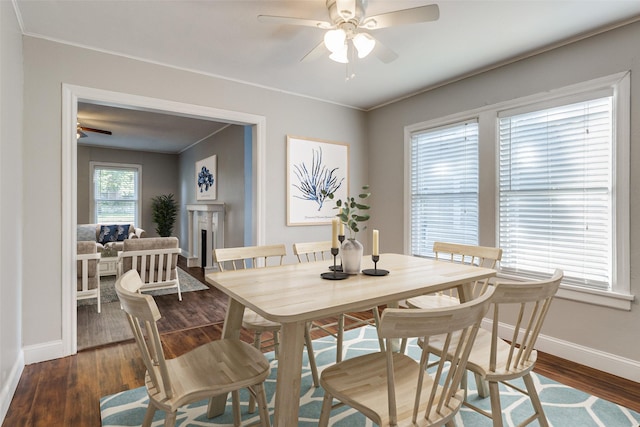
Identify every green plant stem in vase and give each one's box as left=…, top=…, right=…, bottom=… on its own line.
left=323, top=185, right=371, bottom=273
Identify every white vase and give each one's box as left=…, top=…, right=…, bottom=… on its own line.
left=341, top=238, right=363, bottom=274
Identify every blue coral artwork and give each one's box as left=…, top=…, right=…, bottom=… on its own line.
left=287, top=136, right=348, bottom=225
left=195, top=155, right=217, bottom=200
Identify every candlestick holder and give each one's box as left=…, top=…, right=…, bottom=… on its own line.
left=329, top=234, right=345, bottom=272
left=362, top=254, right=389, bottom=276
left=322, top=247, right=348, bottom=280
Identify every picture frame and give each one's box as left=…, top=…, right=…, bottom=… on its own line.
left=287, top=135, right=349, bottom=225
left=196, top=154, right=217, bottom=200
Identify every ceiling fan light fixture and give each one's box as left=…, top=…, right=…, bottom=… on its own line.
left=324, top=28, right=347, bottom=53
left=352, top=32, right=375, bottom=58
left=329, top=44, right=349, bottom=63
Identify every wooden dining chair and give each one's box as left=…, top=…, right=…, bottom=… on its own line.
left=293, top=240, right=383, bottom=363
left=426, top=269, right=563, bottom=427
left=406, top=241, right=502, bottom=310
left=214, top=244, right=320, bottom=411
left=115, top=269, right=272, bottom=427
left=318, top=285, right=495, bottom=427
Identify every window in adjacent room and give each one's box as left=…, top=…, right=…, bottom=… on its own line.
left=90, top=162, right=141, bottom=226
left=409, top=119, right=479, bottom=258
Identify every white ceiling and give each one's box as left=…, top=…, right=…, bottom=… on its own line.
left=15, top=0, right=640, bottom=152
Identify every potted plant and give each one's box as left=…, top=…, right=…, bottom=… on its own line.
left=325, top=185, right=371, bottom=273
left=151, top=193, right=178, bottom=237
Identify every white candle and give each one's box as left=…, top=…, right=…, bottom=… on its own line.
left=332, top=218, right=339, bottom=248
left=372, top=229, right=379, bottom=256
left=339, top=218, right=345, bottom=236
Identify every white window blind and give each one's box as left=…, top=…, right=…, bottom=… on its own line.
left=498, top=96, right=612, bottom=290
left=410, top=120, right=479, bottom=257
left=92, top=163, right=140, bottom=225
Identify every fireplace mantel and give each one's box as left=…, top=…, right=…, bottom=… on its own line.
left=186, top=203, right=225, bottom=271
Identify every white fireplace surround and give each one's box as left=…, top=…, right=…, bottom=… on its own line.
left=186, top=203, right=225, bottom=271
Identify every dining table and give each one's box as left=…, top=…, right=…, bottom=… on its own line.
left=204, top=252, right=496, bottom=426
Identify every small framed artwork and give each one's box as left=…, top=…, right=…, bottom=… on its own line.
left=287, top=136, right=349, bottom=225
left=196, top=154, right=217, bottom=200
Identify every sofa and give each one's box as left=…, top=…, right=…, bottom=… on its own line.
left=77, top=223, right=146, bottom=252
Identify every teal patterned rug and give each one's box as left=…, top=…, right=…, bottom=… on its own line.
left=100, top=326, right=640, bottom=426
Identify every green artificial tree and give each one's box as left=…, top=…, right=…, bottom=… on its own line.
left=151, top=193, right=178, bottom=237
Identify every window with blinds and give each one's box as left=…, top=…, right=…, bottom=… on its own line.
left=498, top=96, right=612, bottom=290
left=410, top=120, right=479, bottom=257
left=91, top=163, right=141, bottom=225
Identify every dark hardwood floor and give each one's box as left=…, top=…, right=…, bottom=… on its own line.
left=3, top=260, right=639, bottom=426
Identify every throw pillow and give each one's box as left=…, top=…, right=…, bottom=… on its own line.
left=77, top=224, right=96, bottom=242
left=98, top=224, right=129, bottom=244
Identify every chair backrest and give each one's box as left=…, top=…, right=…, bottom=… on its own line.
left=486, top=269, right=563, bottom=374
left=115, top=270, right=173, bottom=398
left=377, top=286, right=495, bottom=425
left=293, top=241, right=332, bottom=263
left=214, top=244, right=286, bottom=271
left=433, top=241, right=502, bottom=297
left=119, top=237, right=181, bottom=285
left=77, top=241, right=100, bottom=291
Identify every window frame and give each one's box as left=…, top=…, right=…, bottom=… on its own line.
left=89, top=161, right=142, bottom=227
left=404, top=72, right=632, bottom=310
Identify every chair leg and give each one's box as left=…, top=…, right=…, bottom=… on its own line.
left=248, top=331, right=263, bottom=414
left=336, top=314, right=344, bottom=362
left=304, top=325, right=320, bottom=387
left=231, top=390, right=241, bottom=427
left=523, top=373, right=549, bottom=427
left=488, top=381, right=504, bottom=427
left=318, top=392, right=334, bottom=427
left=476, top=373, right=490, bottom=398
left=142, top=404, right=157, bottom=427
left=372, top=307, right=385, bottom=351
left=254, top=383, right=272, bottom=427
left=163, top=411, right=177, bottom=427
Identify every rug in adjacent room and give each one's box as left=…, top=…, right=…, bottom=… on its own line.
left=100, top=326, right=640, bottom=426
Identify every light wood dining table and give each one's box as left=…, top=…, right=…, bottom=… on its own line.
left=204, top=252, right=496, bottom=426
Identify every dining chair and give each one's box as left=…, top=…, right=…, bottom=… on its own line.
left=115, top=269, right=272, bottom=427
left=426, top=269, right=563, bottom=427
left=405, top=241, right=502, bottom=310
left=214, top=244, right=320, bottom=411
left=318, top=285, right=496, bottom=427
left=293, top=240, right=383, bottom=363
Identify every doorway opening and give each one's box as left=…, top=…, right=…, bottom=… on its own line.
left=62, top=84, right=266, bottom=355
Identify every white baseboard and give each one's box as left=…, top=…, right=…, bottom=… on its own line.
left=489, top=319, right=640, bottom=382
left=0, top=350, right=25, bottom=425
left=23, top=339, right=66, bottom=365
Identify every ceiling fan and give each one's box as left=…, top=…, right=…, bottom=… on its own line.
left=77, top=123, right=112, bottom=139
left=258, top=0, right=439, bottom=64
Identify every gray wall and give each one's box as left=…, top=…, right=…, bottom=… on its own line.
left=0, top=1, right=24, bottom=420
left=178, top=124, right=247, bottom=253
left=368, top=22, right=640, bottom=369
left=77, top=145, right=180, bottom=237
left=20, top=36, right=367, bottom=354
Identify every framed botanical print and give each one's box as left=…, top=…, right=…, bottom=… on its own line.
left=196, top=154, right=217, bottom=200
left=287, top=136, right=348, bottom=225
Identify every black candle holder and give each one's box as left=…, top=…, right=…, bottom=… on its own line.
left=362, top=254, right=389, bottom=276
left=322, top=247, right=348, bottom=280
left=329, top=234, right=345, bottom=272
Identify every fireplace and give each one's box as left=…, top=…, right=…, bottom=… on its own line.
left=186, top=203, right=225, bottom=271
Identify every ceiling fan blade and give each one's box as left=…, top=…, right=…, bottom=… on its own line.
left=79, top=126, right=112, bottom=135
left=258, top=14, right=332, bottom=29
left=335, top=0, right=357, bottom=21
left=362, top=4, right=439, bottom=30
left=300, top=41, right=329, bottom=62
left=370, top=36, right=399, bottom=64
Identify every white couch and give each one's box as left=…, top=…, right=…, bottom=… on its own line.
left=77, top=223, right=146, bottom=252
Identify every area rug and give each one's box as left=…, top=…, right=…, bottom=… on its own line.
left=78, top=267, right=208, bottom=306
left=100, top=326, right=640, bottom=426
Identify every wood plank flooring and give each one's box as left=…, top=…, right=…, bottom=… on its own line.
left=3, top=261, right=639, bottom=426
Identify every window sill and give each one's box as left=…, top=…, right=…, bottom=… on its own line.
left=495, top=273, right=634, bottom=311
left=555, top=284, right=634, bottom=311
